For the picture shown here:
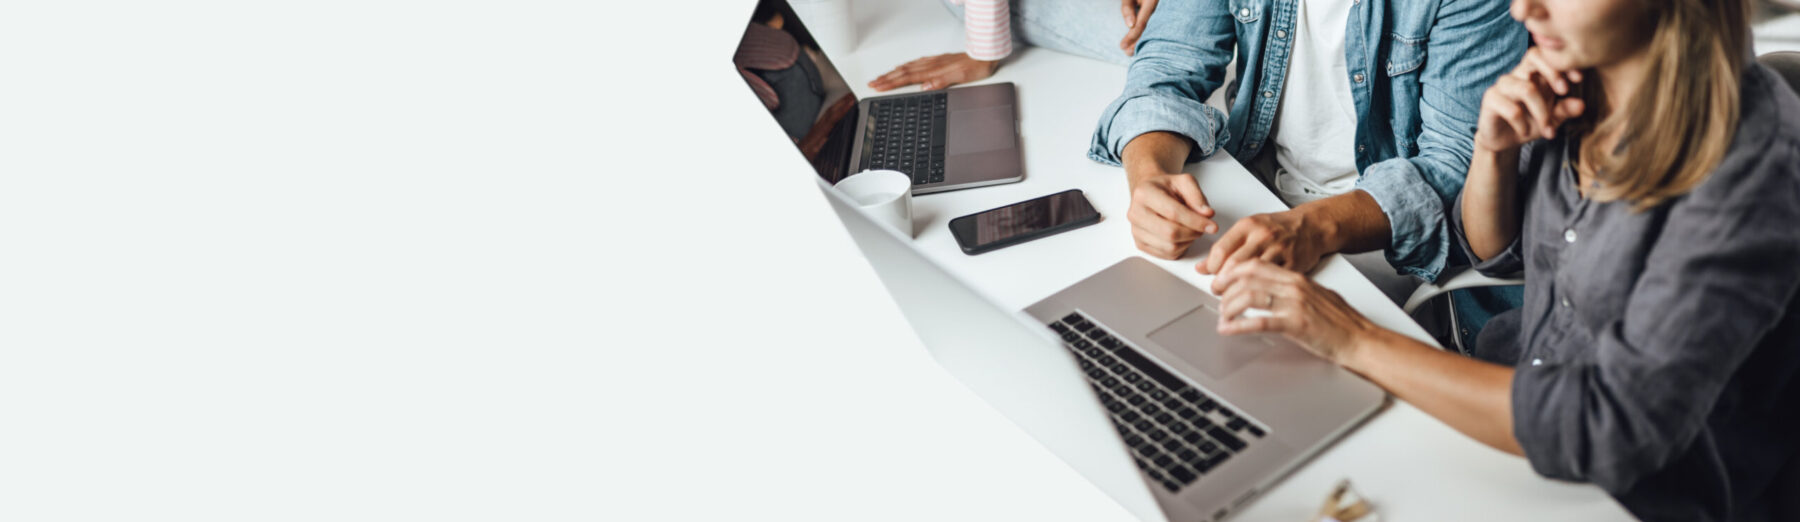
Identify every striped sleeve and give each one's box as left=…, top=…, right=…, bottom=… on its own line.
left=959, top=0, right=1012, bottom=61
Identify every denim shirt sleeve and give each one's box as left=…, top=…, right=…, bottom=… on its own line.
left=1354, top=0, right=1527, bottom=281
left=1087, top=0, right=1236, bottom=167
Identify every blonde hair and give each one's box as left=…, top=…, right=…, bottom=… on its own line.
left=1577, top=0, right=1750, bottom=211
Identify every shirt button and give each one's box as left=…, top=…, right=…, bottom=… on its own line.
left=1560, top=296, right=1572, bottom=308
left=1276, top=30, right=1288, bottom=38
left=1564, top=228, right=1578, bottom=243
left=1262, top=90, right=1273, bottom=98
left=1531, top=358, right=1543, bottom=366
left=1247, top=141, right=1259, bottom=149
left=1357, top=144, right=1366, bottom=153
left=1240, top=8, right=1251, bottom=17
left=1353, top=73, right=1365, bottom=83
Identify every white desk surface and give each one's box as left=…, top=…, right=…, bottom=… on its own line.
left=816, top=0, right=1631, bottom=520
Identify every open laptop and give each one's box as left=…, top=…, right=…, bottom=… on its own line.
left=736, top=0, right=1023, bottom=193
left=811, top=177, right=1387, bottom=521
left=745, top=2, right=1387, bottom=517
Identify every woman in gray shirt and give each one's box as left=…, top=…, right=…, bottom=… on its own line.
left=1204, top=0, right=1800, bottom=519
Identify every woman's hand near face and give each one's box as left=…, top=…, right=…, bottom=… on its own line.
left=868, top=53, right=1000, bottom=91
left=1475, top=48, right=1587, bottom=153
left=1210, top=260, right=1382, bottom=365
left=1465, top=48, right=1581, bottom=261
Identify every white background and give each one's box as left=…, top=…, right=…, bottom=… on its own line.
left=0, top=0, right=1137, bottom=520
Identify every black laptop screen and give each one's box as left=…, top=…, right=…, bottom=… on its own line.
left=735, top=0, right=860, bottom=184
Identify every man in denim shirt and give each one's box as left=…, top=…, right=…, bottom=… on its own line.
left=1089, top=0, right=1527, bottom=348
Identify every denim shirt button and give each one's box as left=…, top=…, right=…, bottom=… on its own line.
left=1356, top=144, right=1366, bottom=153
left=1240, top=8, right=1250, bottom=17
left=1276, top=30, right=1287, bottom=38
left=1262, top=90, right=1273, bottom=98
left=1353, top=73, right=1365, bottom=83
left=1247, top=141, right=1259, bottom=150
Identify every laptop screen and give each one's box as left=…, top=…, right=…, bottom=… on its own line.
left=735, top=0, right=860, bottom=184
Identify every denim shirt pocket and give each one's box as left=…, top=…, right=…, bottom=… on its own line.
left=1384, top=34, right=1428, bottom=76
left=1385, top=34, right=1428, bottom=155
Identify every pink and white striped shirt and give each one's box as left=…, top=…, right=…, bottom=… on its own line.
left=951, top=0, right=1012, bottom=61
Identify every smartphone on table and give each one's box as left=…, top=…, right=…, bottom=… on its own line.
left=949, top=189, right=1101, bottom=255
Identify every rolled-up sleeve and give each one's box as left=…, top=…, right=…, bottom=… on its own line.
left=1512, top=140, right=1800, bottom=493
left=1354, top=0, right=1525, bottom=281
left=1087, top=0, right=1235, bottom=167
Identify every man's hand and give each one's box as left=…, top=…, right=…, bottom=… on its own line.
left=1121, top=132, right=1215, bottom=259
left=1118, top=0, right=1161, bottom=56
left=868, top=53, right=999, bottom=92
left=1197, top=209, right=1327, bottom=275
left=1197, top=191, right=1388, bottom=277
left=1127, top=171, right=1217, bottom=259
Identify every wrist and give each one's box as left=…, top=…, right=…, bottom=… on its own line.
left=1292, top=201, right=1345, bottom=255
left=1336, top=322, right=1395, bottom=372
left=1474, top=143, right=1521, bottom=162
left=1122, top=156, right=1167, bottom=189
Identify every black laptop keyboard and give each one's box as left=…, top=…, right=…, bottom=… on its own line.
left=1049, top=310, right=1268, bottom=493
left=858, top=93, right=947, bottom=186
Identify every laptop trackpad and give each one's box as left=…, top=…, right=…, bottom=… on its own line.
left=946, top=107, right=1015, bottom=155
left=1146, top=305, right=1266, bottom=380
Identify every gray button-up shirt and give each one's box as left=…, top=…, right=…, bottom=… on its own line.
left=1453, top=64, right=1800, bottom=521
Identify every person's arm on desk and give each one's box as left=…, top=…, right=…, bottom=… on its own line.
left=1122, top=132, right=1217, bottom=259
left=1197, top=47, right=1591, bottom=459
left=1089, top=1, right=1235, bottom=258
left=1202, top=0, right=1527, bottom=280
left=870, top=0, right=1010, bottom=91
left=1208, top=259, right=1524, bottom=455
left=1196, top=191, right=1390, bottom=275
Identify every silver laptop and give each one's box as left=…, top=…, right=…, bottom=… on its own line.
left=811, top=176, right=1386, bottom=521
left=737, top=0, right=1023, bottom=193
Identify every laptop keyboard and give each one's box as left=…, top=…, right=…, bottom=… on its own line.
left=858, top=93, right=947, bottom=186
left=1049, top=310, right=1268, bottom=493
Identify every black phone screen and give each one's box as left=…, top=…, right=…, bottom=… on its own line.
left=956, top=190, right=1100, bottom=252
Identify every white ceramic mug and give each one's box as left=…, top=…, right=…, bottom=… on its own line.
left=789, top=0, right=857, bottom=55
left=834, top=170, right=912, bottom=237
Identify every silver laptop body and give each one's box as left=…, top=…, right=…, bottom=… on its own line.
left=844, top=83, right=1023, bottom=195
left=816, top=177, right=1387, bottom=521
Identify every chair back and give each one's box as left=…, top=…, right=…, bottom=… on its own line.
left=1760, top=51, right=1800, bottom=98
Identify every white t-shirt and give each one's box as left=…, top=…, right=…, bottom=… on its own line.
left=1272, top=0, right=1421, bottom=303
left=1271, top=0, right=1360, bottom=207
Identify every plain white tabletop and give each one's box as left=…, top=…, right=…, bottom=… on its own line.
left=814, top=0, right=1632, bottom=520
